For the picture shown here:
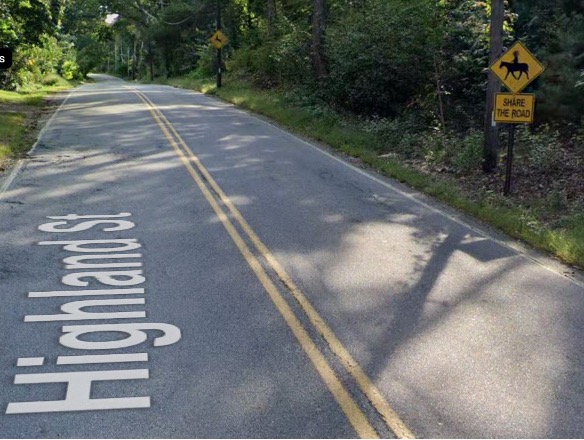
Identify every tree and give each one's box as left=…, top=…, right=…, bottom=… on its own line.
left=0, top=0, right=74, bottom=89
left=325, top=0, right=439, bottom=116
left=267, top=0, right=276, bottom=39
left=312, top=0, right=327, bottom=80
left=483, top=0, right=504, bottom=173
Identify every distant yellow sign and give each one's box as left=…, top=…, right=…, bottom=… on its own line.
left=490, top=41, right=544, bottom=94
left=210, top=30, right=229, bottom=49
left=494, top=93, right=535, bottom=123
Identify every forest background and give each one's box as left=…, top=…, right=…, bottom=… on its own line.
left=1, top=0, right=583, bottom=268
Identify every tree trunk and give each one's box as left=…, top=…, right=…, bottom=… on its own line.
left=147, top=41, right=154, bottom=81
left=434, top=58, right=446, bottom=132
left=114, top=40, right=119, bottom=73
left=267, top=0, right=276, bottom=40
left=132, top=39, right=137, bottom=80
left=136, top=41, right=143, bottom=79
left=311, top=0, right=328, bottom=81
left=483, top=0, right=504, bottom=173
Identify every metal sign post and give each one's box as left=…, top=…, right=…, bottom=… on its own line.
left=216, top=0, right=222, bottom=88
left=217, top=46, right=222, bottom=89
left=210, top=30, right=229, bottom=88
left=490, top=41, right=545, bottom=196
left=504, top=125, right=515, bottom=196
left=210, top=2, right=229, bottom=89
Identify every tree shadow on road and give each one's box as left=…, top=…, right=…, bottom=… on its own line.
left=2, top=81, right=584, bottom=438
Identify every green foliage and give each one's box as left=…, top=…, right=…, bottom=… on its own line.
left=3, top=35, right=60, bottom=89
left=431, top=0, right=491, bottom=130
left=1, top=0, right=55, bottom=47
left=75, top=34, right=108, bottom=76
left=193, top=46, right=217, bottom=78
left=360, top=115, right=426, bottom=157
left=325, top=0, right=440, bottom=116
left=41, top=73, right=62, bottom=86
left=420, top=131, right=458, bottom=167
left=0, top=113, right=26, bottom=159
left=230, top=15, right=312, bottom=87
left=0, top=79, right=75, bottom=162
left=0, top=2, right=19, bottom=47
left=452, top=130, right=484, bottom=173
left=537, top=13, right=584, bottom=123
left=175, top=75, right=583, bottom=267
left=5, top=0, right=584, bottom=131
left=1, top=0, right=583, bottom=268
left=360, top=117, right=484, bottom=173
left=515, top=125, right=564, bottom=172
left=546, top=189, right=569, bottom=212
left=61, top=60, right=81, bottom=80
left=0, top=0, right=82, bottom=89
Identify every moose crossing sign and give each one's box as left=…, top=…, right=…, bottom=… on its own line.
left=490, top=41, right=544, bottom=94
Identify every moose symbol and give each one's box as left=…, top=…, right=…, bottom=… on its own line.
left=500, top=51, right=529, bottom=80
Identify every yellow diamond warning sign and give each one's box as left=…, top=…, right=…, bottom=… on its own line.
left=490, top=41, right=544, bottom=94
left=494, top=93, right=535, bottom=123
left=210, top=30, right=229, bottom=49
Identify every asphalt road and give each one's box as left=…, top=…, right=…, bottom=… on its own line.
left=1, top=74, right=584, bottom=438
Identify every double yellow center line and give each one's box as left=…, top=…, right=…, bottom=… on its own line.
left=131, top=87, right=414, bottom=439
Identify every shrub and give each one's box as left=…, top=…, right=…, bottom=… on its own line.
left=229, top=17, right=312, bottom=88
left=361, top=113, right=429, bottom=157
left=41, top=73, right=61, bottom=86
left=61, top=60, right=80, bottom=80
left=193, top=45, right=216, bottom=78
left=452, top=130, right=484, bottom=173
left=325, top=0, right=440, bottom=116
left=516, top=125, right=564, bottom=172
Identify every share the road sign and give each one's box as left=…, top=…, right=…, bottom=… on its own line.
left=210, top=30, right=229, bottom=49
left=490, top=41, right=544, bottom=94
left=494, top=93, right=535, bottom=123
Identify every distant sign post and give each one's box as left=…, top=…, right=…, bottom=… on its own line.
left=210, top=29, right=228, bottom=89
left=211, top=0, right=227, bottom=88
left=489, top=41, right=544, bottom=196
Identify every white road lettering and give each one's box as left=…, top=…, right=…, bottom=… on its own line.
left=24, top=298, right=146, bottom=322
left=16, top=358, right=45, bottom=367
left=57, top=353, right=148, bottom=365
left=7, top=213, right=183, bottom=414
left=38, top=239, right=142, bottom=253
left=60, top=323, right=182, bottom=350
left=63, top=253, right=143, bottom=270
left=38, top=219, right=136, bottom=233
left=47, top=213, right=132, bottom=220
left=6, top=370, right=150, bottom=414
left=62, top=270, right=145, bottom=287
left=29, top=288, right=145, bottom=298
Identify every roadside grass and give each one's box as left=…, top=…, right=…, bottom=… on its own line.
left=0, top=75, right=75, bottom=106
left=148, top=74, right=584, bottom=270
left=0, top=113, right=26, bottom=159
left=0, top=91, right=46, bottom=106
left=0, top=76, right=77, bottom=163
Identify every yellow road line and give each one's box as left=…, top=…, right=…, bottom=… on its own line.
left=132, top=89, right=379, bottom=439
left=133, top=89, right=416, bottom=439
